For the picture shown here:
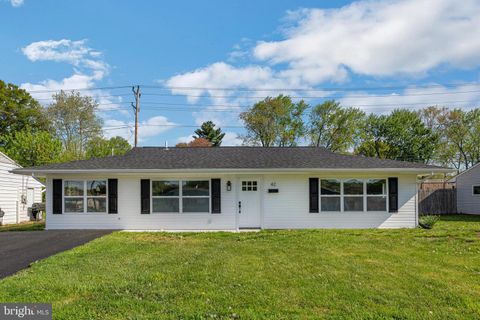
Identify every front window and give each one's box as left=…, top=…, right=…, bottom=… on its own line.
left=343, top=179, right=364, bottom=211
left=366, top=179, right=387, bottom=211
left=151, top=180, right=210, bottom=213
left=152, top=181, right=180, bottom=212
left=64, top=180, right=107, bottom=213
left=320, top=179, right=341, bottom=211
left=318, top=178, right=389, bottom=213
left=87, top=180, right=107, bottom=213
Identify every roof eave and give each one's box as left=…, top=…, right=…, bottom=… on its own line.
left=11, top=167, right=455, bottom=177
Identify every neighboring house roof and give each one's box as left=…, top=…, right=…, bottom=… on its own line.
left=12, top=147, right=451, bottom=174
left=448, top=162, right=480, bottom=182
left=0, top=151, right=45, bottom=187
left=0, top=151, right=19, bottom=166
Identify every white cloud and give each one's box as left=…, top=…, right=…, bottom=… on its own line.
left=339, top=83, right=480, bottom=113
left=166, top=62, right=301, bottom=104
left=176, top=135, right=193, bottom=144
left=221, top=132, right=242, bottom=146
left=10, top=0, right=23, bottom=7
left=254, top=0, right=480, bottom=82
left=165, top=0, right=480, bottom=106
left=20, top=39, right=115, bottom=108
left=104, top=116, right=176, bottom=144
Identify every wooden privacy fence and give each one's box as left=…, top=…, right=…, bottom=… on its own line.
left=418, top=189, right=457, bottom=215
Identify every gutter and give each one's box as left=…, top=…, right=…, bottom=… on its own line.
left=11, top=167, right=455, bottom=176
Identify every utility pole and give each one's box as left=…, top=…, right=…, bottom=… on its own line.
left=132, top=85, right=141, bottom=147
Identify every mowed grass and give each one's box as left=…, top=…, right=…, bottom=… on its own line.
left=1, top=216, right=480, bottom=319
left=0, top=221, right=45, bottom=232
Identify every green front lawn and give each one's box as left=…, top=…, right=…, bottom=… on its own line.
left=0, top=221, right=45, bottom=232
left=1, top=215, right=479, bottom=319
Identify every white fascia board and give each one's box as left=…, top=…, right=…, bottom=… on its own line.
left=12, top=167, right=455, bottom=176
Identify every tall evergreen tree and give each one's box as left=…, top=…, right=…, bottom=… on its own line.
left=194, top=121, right=225, bottom=147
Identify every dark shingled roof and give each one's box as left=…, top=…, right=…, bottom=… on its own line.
left=13, top=147, right=447, bottom=173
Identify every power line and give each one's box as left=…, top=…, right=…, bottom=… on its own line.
left=31, top=88, right=480, bottom=103
left=141, top=82, right=480, bottom=92
left=26, top=85, right=132, bottom=94
left=23, top=82, right=480, bottom=94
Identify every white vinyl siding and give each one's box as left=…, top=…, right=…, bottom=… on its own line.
left=0, top=153, right=44, bottom=225
left=44, top=171, right=419, bottom=230
left=456, top=164, right=480, bottom=214
left=45, top=174, right=237, bottom=230
left=262, top=174, right=417, bottom=229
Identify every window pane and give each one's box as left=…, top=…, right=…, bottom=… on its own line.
left=87, top=198, right=106, bottom=212
left=64, top=198, right=84, bottom=213
left=344, top=179, right=364, bottom=195
left=367, top=196, right=387, bottom=211
left=64, top=181, right=83, bottom=196
left=474, top=186, right=480, bottom=195
left=344, top=197, right=364, bottom=211
left=152, top=198, right=179, bottom=212
left=182, top=180, right=209, bottom=196
left=321, top=179, right=340, bottom=195
left=321, top=197, right=341, bottom=211
left=87, top=180, right=107, bottom=196
left=183, top=197, right=209, bottom=212
left=367, top=179, right=386, bottom=195
left=152, top=181, right=179, bottom=196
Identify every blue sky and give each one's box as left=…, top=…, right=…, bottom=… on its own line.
left=1, top=0, right=479, bottom=146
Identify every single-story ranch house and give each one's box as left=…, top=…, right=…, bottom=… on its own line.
left=13, top=147, right=452, bottom=230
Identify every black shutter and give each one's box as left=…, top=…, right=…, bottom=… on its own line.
left=52, top=179, right=62, bottom=214
left=309, top=178, right=319, bottom=213
left=108, top=179, right=118, bottom=214
left=141, top=179, right=150, bottom=214
left=388, top=177, right=398, bottom=213
left=211, top=178, right=221, bottom=214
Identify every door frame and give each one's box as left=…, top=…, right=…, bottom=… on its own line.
left=235, top=175, right=264, bottom=230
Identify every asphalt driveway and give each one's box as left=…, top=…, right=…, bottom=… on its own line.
left=0, top=230, right=111, bottom=278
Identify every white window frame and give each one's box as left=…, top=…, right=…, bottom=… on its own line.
left=318, top=178, right=389, bottom=213
left=319, top=179, right=342, bottom=212
left=473, top=185, right=480, bottom=196
left=151, top=179, right=211, bottom=214
left=366, top=179, right=388, bottom=212
left=343, top=179, right=365, bottom=212
left=63, top=179, right=108, bottom=214
left=151, top=180, right=181, bottom=213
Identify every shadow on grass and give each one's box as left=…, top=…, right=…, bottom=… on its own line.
left=437, top=214, right=480, bottom=222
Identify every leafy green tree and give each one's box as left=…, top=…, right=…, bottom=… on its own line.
left=240, top=95, right=307, bottom=147
left=308, top=100, right=365, bottom=152
left=356, top=110, right=438, bottom=163
left=431, top=108, right=480, bottom=169
left=354, top=114, right=390, bottom=158
left=0, top=128, right=62, bottom=167
left=47, top=91, right=103, bottom=160
left=85, top=136, right=131, bottom=158
left=0, top=80, right=51, bottom=145
left=193, top=121, right=225, bottom=147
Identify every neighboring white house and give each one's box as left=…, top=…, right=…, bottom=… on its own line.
left=453, top=162, right=480, bottom=214
left=0, top=151, right=44, bottom=225
left=12, top=147, right=453, bottom=230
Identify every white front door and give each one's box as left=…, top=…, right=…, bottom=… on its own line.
left=238, top=177, right=261, bottom=228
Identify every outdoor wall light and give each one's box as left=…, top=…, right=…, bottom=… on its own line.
left=226, top=181, right=232, bottom=191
